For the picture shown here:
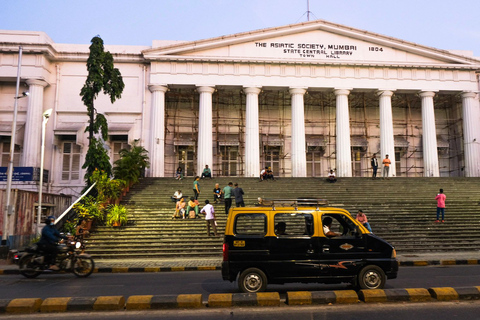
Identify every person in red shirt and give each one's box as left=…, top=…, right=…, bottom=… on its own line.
left=356, top=209, right=372, bottom=232
left=435, top=188, right=446, bottom=223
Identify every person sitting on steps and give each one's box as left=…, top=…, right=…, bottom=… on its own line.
left=201, top=165, right=212, bottom=179
left=327, top=170, right=337, bottom=183
left=213, top=183, right=223, bottom=203
left=186, top=197, right=199, bottom=218
left=175, top=167, right=183, bottom=180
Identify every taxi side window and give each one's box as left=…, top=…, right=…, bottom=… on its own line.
left=323, top=214, right=356, bottom=236
left=234, top=214, right=267, bottom=236
left=274, top=213, right=314, bottom=237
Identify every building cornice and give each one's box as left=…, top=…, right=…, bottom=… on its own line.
left=146, top=55, right=479, bottom=70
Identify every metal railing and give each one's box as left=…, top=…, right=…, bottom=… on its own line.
left=54, top=182, right=97, bottom=228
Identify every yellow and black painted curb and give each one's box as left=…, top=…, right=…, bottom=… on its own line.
left=1, top=286, right=479, bottom=313
left=399, top=259, right=480, bottom=267
left=0, top=259, right=479, bottom=275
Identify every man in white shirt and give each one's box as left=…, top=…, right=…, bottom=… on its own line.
left=322, top=217, right=340, bottom=237
left=259, top=167, right=267, bottom=181
left=200, top=200, right=218, bottom=236
left=327, top=170, right=337, bottom=183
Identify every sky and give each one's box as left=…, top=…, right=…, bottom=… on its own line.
left=1, top=0, right=480, bottom=57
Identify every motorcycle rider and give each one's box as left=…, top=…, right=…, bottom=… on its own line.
left=37, top=216, right=64, bottom=271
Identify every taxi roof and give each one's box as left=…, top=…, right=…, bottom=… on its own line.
left=230, top=206, right=350, bottom=215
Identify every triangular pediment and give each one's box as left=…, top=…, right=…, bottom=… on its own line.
left=143, top=19, right=480, bottom=67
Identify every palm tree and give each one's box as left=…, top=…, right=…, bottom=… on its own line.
left=113, top=141, right=150, bottom=187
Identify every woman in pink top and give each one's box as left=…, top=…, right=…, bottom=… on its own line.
left=356, top=210, right=372, bottom=232
left=435, top=188, right=446, bottom=223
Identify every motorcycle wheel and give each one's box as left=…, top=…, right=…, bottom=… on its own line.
left=19, top=253, right=42, bottom=278
left=72, top=256, right=94, bottom=278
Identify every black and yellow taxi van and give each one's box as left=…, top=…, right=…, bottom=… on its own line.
left=221, top=199, right=398, bottom=293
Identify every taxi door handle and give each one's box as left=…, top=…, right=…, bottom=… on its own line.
left=322, top=245, right=330, bottom=253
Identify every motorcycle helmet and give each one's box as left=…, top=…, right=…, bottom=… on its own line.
left=45, top=215, right=55, bottom=224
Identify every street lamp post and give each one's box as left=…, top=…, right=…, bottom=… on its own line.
left=2, top=46, right=26, bottom=246
left=36, top=109, right=53, bottom=237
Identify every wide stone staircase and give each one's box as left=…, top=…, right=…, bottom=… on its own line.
left=86, top=177, right=480, bottom=260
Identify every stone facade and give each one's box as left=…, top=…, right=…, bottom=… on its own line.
left=0, top=20, right=479, bottom=196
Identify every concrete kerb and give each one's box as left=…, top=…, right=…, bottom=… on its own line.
left=0, top=286, right=480, bottom=313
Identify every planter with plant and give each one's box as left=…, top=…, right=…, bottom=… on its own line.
left=90, top=169, right=125, bottom=205
left=113, top=142, right=150, bottom=189
left=73, top=196, right=106, bottom=229
left=106, top=204, right=128, bottom=227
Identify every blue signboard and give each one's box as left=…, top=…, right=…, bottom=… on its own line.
left=0, top=167, right=49, bottom=182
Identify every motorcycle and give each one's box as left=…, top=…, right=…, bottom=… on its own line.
left=19, top=235, right=94, bottom=278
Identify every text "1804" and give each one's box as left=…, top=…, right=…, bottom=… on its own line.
left=369, top=47, right=383, bottom=52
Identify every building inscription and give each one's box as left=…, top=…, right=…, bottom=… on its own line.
left=255, top=42, right=384, bottom=59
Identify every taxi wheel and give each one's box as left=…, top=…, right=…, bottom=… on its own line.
left=357, top=265, right=386, bottom=289
left=238, top=268, right=267, bottom=293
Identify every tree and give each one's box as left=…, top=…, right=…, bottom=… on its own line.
left=80, top=36, right=125, bottom=184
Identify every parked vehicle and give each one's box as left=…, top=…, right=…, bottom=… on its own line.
left=221, top=199, right=398, bottom=293
left=19, top=236, right=94, bottom=278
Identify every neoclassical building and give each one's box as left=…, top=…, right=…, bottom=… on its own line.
left=1, top=20, right=479, bottom=196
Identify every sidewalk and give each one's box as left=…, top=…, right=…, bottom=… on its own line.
left=2, top=251, right=480, bottom=273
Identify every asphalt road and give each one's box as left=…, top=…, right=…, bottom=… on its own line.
left=1, top=264, right=480, bottom=299
left=1, top=302, right=479, bottom=320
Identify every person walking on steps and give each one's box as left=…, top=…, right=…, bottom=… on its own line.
left=223, top=182, right=234, bottom=215
left=233, top=183, right=245, bottom=207
left=200, top=200, right=218, bottom=237
left=193, top=176, right=200, bottom=200
left=435, top=188, right=446, bottom=223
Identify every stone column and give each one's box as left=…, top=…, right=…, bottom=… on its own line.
left=244, top=87, right=261, bottom=177
left=378, top=90, right=396, bottom=177
left=289, top=87, right=307, bottom=177
left=148, top=85, right=168, bottom=177
left=21, top=79, right=48, bottom=167
left=461, top=92, right=480, bottom=177
left=197, top=86, right=215, bottom=176
left=420, top=91, right=439, bottom=177
left=334, top=89, right=352, bottom=177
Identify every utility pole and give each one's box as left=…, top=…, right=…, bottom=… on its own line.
left=2, top=46, right=23, bottom=246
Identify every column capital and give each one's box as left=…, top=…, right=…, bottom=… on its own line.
left=289, top=87, right=307, bottom=95
left=26, top=78, right=49, bottom=87
left=461, top=91, right=477, bottom=99
left=377, top=90, right=395, bottom=97
left=196, top=86, right=215, bottom=94
left=148, top=84, right=168, bottom=93
left=419, top=91, right=436, bottom=98
left=243, top=87, right=262, bottom=95
left=334, top=88, right=351, bottom=96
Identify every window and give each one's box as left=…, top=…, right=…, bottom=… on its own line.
left=351, top=147, right=365, bottom=177
left=322, top=214, right=357, bottom=236
left=306, top=146, right=323, bottom=177
left=62, top=142, right=81, bottom=181
left=234, top=214, right=266, bottom=236
left=274, top=213, right=314, bottom=237
left=0, top=141, right=21, bottom=167
left=263, top=146, right=281, bottom=176
left=176, top=146, right=195, bottom=177
left=111, top=137, right=130, bottom=164
left=220, top=146, right=238, bottom=176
